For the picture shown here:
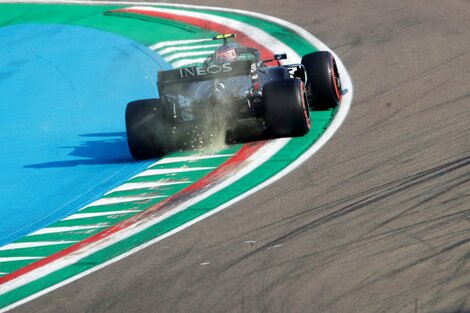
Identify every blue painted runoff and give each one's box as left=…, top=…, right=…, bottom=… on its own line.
left=0, top=24, right=171, bottom=246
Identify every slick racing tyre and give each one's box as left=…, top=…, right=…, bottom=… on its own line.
left=125, top=99, right=169, bottom=160
left=301, top=51, right=342, bottom=110
left=263, top=78, right=310, bottom=137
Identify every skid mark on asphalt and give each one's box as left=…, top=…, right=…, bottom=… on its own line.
left=215, top=156, right=470, bottom=271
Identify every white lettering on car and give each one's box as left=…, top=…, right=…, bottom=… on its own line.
left=196, top=67, right=207, bottom=76
left=179, top=67, right=196, bottom=78
left=222, top=63, right=233, bottom=72
left=178, top=63, right=233, bottom=78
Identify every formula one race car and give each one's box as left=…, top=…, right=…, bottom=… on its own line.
left=126, top=34, right=342, bottom=160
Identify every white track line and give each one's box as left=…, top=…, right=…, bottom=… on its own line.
left=63, top=210, right=141, bottom=220
left=0, top=3, right=353, bottom=312
left=29, top=225, right=108, bottom=236
left=106, top=181, right=191, bottom=194
left=164, top=50, right=213, bottom=61
left=0, top=241, right=76, bottom=251
left=0, top=257, right=43, bottom=263
left=150, top=154, right=234, bottom=166
left=171, top=58, right=207, bottom=68
left=84, top=196, right=166, bottom=207
left=157, top=43, right=219, bottom=55
left=133, top=167, right=215, bottom=178
left=150, top=38, right=212, bottom=50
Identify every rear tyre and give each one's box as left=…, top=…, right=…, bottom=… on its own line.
left=125, top=99, right=169, bottom=160
left=263, top=78, right=310, bottom=137
left=301, top=51, right=342, bottom=110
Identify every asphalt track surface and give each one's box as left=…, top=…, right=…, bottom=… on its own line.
left=14, top=0, right=469, bottom=312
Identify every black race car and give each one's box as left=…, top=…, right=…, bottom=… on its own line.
left=126, top=34, right=342, bottom=160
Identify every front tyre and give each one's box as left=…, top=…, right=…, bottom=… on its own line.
left=263, top=78, right=310, bottom=137
left=125, top=99, right=169, bottom=160
left=301, top=51, right=342, bottom=110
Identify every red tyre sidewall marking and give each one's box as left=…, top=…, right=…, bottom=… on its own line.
left=330, top=56, right=342, bottom=101
left=300, top=81, right=311, bottom=129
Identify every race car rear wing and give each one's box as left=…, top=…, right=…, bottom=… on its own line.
left=158, top=60, right=252, bottom=86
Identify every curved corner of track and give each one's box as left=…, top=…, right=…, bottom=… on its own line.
left=0, top=2, right=353, bottom=312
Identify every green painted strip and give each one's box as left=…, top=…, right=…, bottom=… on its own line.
left=0, top=261, right=35, bottom=278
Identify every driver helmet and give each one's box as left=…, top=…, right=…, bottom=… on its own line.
left=215, top=44, right=238, bottom=63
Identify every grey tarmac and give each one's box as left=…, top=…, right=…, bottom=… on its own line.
left=13, top=0, right=470, bottom=312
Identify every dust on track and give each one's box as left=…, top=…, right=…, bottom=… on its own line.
left=13, top=0, right=470, bottom=312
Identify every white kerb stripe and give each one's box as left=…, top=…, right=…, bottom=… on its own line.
left=0, top=241, right=77, bottom=251
left=0, top=257, right=43, bottom=263
left=164, top=50, right=213, bottom=62
left=29, top=225, right=108, bottom=236
left=86, top=196, right=166, bottom=207
left=151, top=154, right=234, bottom=166
left=157, top=43, right=219, bottom=55
left=171, top=58, right=207, bottom=68
left=133, top=167, right=215, bottom=178
left=150, top=38, right=212, bottom=50
left=106, top=181, right=191, bottom=194
left=64, top=210, right=141, bottom=221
